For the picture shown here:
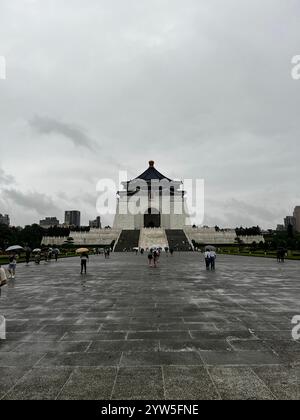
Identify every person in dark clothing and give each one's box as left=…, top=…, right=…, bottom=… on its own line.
left=80, top=253, right=89, bottom=274
left=25, top=250, right=31, bottom=265
left=148, top=252, right=153, bottom=267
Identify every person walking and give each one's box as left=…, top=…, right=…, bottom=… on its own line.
left=204, top=250, right=211, bottom=270
left=210, top=250, right=217, bottom=271
left=25, top=249, right=31, bottom=266
left=148, top=250, right=154, bottom=267
left=153, top=249, right=160, bottom=268
left=8, top=255, right=17, bottom=279
left=35, top=252, right=41, bottom=265
left=54, top=249, right=59, bottom=262
left=80, top=253, right=89, bottom=274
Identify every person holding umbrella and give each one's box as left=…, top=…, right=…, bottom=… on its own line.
left=76, top=248, right=89, bottom=275
left=5, top=246, right=23, bottom=279
left=204, top=249, right=211, bottom=270
left=205, top=246, right=217, bottom=271
left=8, top=255, right=17, bottom=279
left=33, top=249, right=41, bottom=264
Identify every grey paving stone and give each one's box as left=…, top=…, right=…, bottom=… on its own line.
left=88, top=340, right=160, bottom=353
left=200, top=351, right=280, bottom=366
left=1, top=253, right=300, bottom=400
left=3, top=367, right=72, bottom=400
left=14, top=341, right=90, bottom=353
left=112, top=367, right=164, bottom=400
left=127, top=331, right=192, bottom=340
left=0, top=367, right=30, bottom=399
left=58, top=367, right=117, bottom=400
left=37, top=352, right=122, bottom=367
left=253, top=366, right=300, bottom=400
left=120, top=351, right=203, bottom=367
left=227, top=339, right=272, bottom=352
left=0, top=341, right=21, bottom=352
left=0, top=352, right=45, bottom=368
left=62, top=332, right=127, bottom=341
left=159, top=339, right=232, bottom=352
left=208, top=367, right=275, bottom=400
left=190, top=331, right=255, bottom=340
left=163, top=366, right=220, bottom=400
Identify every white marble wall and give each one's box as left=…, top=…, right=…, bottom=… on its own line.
left=184, top=227, right=264, bottom=245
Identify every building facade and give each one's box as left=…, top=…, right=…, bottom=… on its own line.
left=0, top=214, right=10, bottom=226
left=89, top=216, right=102, bottom=229
left=39, top=217, right=60, bottom=228
left=113, top=161, right=190, bottom=230
left=293, top=206, right=300, bottom=232
left=65, top=211, right=81, bottom=227
left=284, top=216, right=296, bottom=231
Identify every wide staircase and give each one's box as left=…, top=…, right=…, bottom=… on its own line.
left=114, top=230, right=140, bottom=252
left=165, top=229, right=192, bottom=251
left=139, top=228, right=169, bottom=250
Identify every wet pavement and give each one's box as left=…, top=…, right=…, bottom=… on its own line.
left=0, top=253, right=300, bottom=400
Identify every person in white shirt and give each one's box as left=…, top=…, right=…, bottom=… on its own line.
left=0, top=265, right=7, bottom=286
left=204, top=250, right=211, bottom=270
left=210, top=250, right=217, bottom=270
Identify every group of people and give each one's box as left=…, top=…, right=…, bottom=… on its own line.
left=204, top=249, right=217, bottom=270
left=148, top=248, right=161, bottom=268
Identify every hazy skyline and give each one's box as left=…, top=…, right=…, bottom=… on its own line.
left=0, top=0, right=300, bottom=228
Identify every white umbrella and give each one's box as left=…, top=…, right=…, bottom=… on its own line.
left=32, top=248, right=41, bottom=253
left=205, top=245, right=216, bottom=251
left=6, top=245, right=24, bottom=252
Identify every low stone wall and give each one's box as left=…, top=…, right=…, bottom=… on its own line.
left=184, top=228, right=264, bottom=245
left=42, top=229, right=121, bottom=246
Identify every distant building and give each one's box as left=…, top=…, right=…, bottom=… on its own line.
left=89, top=216, right=102, bottom=229
left=276, top=224, right=286, bottom=232
left=284, top=216, right=296, bottom=231
left=0, top=214, right=10, bottom=226
left=39, top=217, right=60, bottom=229
left=293, top=206, right=300, bottom=232
left=65, top=210, right=81, bottom=227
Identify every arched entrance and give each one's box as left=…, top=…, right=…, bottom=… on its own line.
left=144, top=208, right=161, bottom=228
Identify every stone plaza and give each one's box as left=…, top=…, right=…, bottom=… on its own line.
left=0, top=253, right=300, bottom=400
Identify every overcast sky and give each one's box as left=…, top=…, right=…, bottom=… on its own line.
left=0, top=0, right=299, bottom=228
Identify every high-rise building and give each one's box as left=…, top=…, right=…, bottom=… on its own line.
left=293, top=206, right=300, bottom=232
left=89, top=216, right=102, bottom=229
left=276, top=224, right=285, bottom=232
left=0, top=214, right=10, bottom=226
left=39, top=217, right=60, bottom=228
left=284, top=216, right=296, bottom=231
left=65, top=211, right=81, bottom=227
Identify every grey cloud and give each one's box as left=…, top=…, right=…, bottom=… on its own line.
left=0, top=167, right=15, bottom=186
left=0, top=0, right=299, bottom=227
left=3, top=189, right=60, bottom=215
left=29, top=115, right=97, bottom=151
left=204, top=198, right=285, bottom=228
